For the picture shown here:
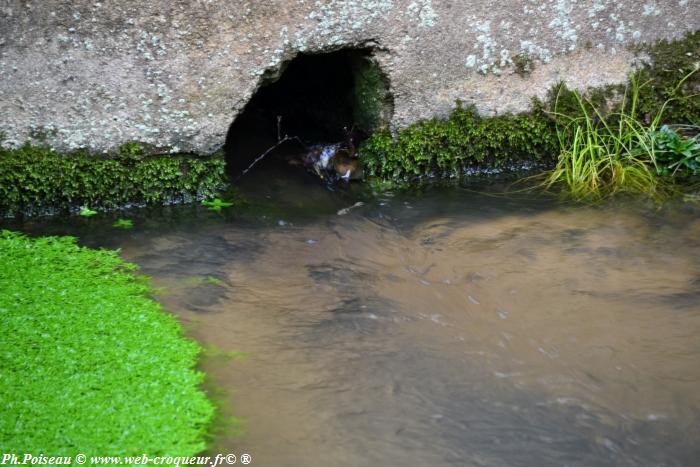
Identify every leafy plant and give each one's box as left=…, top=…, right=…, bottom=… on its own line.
left=202, top=198, right=234, bottom=212
left=79, top=206, right=98, bottom=217
left=0, top=231, right=214, bottom=454
left=651, top=125, right=700, bottom=176
left=112, top=218, right=134, bottom=229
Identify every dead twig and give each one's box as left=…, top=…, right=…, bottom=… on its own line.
left=234, top=135, right=306, bottom=181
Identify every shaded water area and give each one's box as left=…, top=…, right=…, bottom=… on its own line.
left=7, top=166, right=700, bottom=466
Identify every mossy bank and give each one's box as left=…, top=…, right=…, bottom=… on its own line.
left=0, top=142, right=226, bottom=218
left=1, top=33, right=697, bottom=214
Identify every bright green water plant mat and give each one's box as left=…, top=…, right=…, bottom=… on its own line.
left=0, top=231, right=214, bottom=455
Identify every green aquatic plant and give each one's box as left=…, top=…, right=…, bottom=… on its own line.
left=202, top=344, right=247, bottom=361
left=79, top=206, right=98, bottom=217
left=205, top=276, right=225, bottom=286
left=202, top=198, right=234, bottom=212
left=112, top=218, right=134, bottom=229
left=0, top=231, right=214, bottom=454
left=169, top=275, right=225, bottom=289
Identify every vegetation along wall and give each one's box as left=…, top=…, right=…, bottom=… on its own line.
left=1, top=0, right=698, bottom=154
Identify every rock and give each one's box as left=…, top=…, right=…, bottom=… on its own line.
left=0, top=1, right=696, bottom=153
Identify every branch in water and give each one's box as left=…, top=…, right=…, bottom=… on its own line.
left=235, top=136, right=307, bottom=181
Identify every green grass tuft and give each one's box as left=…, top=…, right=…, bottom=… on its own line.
left=539, top=71, right=696, bottom=200
left=0, top=231, right=214, bottom=455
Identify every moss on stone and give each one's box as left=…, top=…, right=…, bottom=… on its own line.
left=360, top=102, right=557, bottom=180
left=360, top=31, right=699, bottom=181
left=0, top=142, right=227, bottom=217
left=351, top=55, right=392, bottom=133
left=512, top=53, right=535, bottom=77
left=546, top=32, right=699, bottom=125
left=633, top=30, right=699, bottom=125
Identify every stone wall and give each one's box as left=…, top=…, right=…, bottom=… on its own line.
left=0, top=0, right=697, bottom=154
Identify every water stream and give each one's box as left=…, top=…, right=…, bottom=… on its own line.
left=6, top=167, right=700, bottom=466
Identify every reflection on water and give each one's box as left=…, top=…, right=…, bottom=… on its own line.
left=7, top=170, right=700, bottom=466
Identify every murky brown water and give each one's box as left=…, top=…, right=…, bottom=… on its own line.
left=8, top=169, right=700, bottom=466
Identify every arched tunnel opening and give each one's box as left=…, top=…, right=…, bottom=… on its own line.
left=224, top=48, right=393, bottom=180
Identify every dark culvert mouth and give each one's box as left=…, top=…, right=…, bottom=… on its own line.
left=224, top=48, right=393, bottom=179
